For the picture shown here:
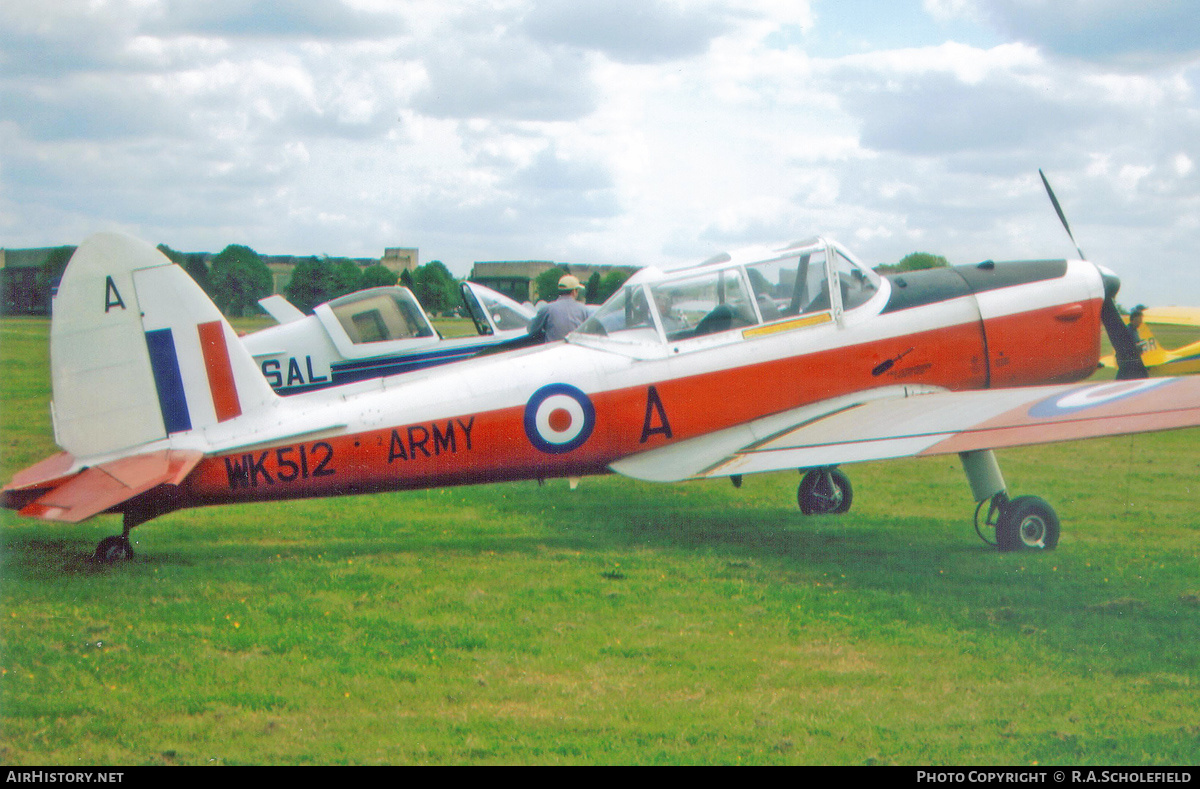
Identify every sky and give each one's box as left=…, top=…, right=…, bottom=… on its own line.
left=2, top=0, right=1198, bottom=307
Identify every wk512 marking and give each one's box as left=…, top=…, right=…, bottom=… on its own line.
left=224, top=442, right=335, bottom=489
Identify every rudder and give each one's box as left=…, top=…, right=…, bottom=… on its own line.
left=50, top=232, right=277, bottom=458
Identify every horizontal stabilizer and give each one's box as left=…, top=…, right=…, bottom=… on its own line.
left=3, top=451, right=78, bottom=493
left=258, top=295, right=307, bottom=325
left=18, top=450, right=203, bottom=523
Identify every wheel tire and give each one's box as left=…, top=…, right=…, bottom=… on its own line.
left=995, top=495, right=1060, bottom=552
left=797, top=468, right=853, bottom=515
left=95, top=535, right=134, bottom=563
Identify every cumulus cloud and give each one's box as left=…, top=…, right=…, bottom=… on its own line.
left=0, top=1, right=154, bottom=78
left=145, top=0, right=406, bottom=40
left=503, top=145, right=621, bottom=222
left=508, top=145, right=613, bottom=193
left=523, top=0, right=732, bottom=64
left=413, top=36, right=596, bottom=122
left=937, top=0, right=1200, bottom=68
left=1, top=0, right=1198, bottom=307
left=824, top=50, right=1102, bottom=161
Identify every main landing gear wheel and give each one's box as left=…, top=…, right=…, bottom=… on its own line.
left=996, top=495, right=1060, bottom=552
left=797, top=468, right=853, bottom=515
left=94, top=535, right=134, bottom=563
left=976, top=493, right=1060, bottom=552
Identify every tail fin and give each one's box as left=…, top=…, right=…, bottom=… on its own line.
left=1133, top=322, right=1169, bottom=368
left=50, top=232, right=277, bottom=458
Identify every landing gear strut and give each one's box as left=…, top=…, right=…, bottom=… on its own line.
left=92, top=509, right=149, bottom=564
left=797, top=467, right=853, bottom=515
left=962, top=450, right=1060, bottom=551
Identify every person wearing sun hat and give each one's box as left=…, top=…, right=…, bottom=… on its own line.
left=1112, top=304, right=1150, bottom=379
left=1126, top=304, right=1149, bottom=352
left=528, top=274, right=589, bottom=342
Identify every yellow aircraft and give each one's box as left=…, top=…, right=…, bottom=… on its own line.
left=1101, top=306, right=1200, bottom=376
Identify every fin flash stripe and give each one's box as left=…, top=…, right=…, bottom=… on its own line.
left=198, top=320, right=242, bottom=422
left=145, top=328, right=192, bottom=434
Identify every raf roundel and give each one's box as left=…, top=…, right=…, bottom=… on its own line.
left=524, top=384, right=596, bottom=454
left=1027, top=379, right=1173, bottom=418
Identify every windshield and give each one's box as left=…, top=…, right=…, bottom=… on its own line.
left=461, top=283, right=534, bottom=335
left=461, top=283, right=493, bottom=335
left=743, top=244, right=880, bottom=317
left=477, top=290, right=531, bottom=331
left=745, top=250, right=829, bottom=317
left=575, top=283, right=659, bottom=344
left=834, top=249, right=879, bottom=310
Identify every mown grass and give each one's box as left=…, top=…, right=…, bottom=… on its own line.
left=2, top=317, right=1198, bottom=765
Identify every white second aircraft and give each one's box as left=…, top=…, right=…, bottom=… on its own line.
left=245, top=281, right=535, bottom=394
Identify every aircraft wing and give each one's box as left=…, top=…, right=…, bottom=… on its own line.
left=1143, top=307, right=1200, bottom=328
left=610, top=379, right=1200, bottom=482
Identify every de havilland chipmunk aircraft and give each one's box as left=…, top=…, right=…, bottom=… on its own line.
left=4, top=224, right=1200, bottom=563
left=245, top=281, right=534, bottom=395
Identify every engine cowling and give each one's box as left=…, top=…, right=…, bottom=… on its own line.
left=964, top=259, right=1105, bottom=387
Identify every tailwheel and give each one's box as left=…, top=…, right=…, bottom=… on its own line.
left=94, top=534, right=134, bottom=563
left=797, top=468, right=853, bottom=515
left=93, top=510, right=142, bottom=563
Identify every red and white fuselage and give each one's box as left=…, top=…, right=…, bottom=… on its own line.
left=175, top=239, right=1106, bottom=508
left=5, top=233, right=1126, bottom=532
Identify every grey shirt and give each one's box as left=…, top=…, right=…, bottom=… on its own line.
left=530, top=294, right=590, bottom=342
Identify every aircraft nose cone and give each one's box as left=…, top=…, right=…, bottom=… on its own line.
left=1099, top=267, right=1121, bottom=301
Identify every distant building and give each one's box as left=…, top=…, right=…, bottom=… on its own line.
left=1, top=246, right=75, bottom=316
left=264, top=249, right=417, bottom=292
left=262, top=254, right=387, bottom=293
left=470, top=260, right=638, bottom=304
left=469, top=261, right=556, bottom=303
left=382, top=248, right=419, bottom=274
left=0, top=243, right=421, bottom=314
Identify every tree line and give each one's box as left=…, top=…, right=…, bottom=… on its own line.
left=8, top=242, right=954, bottom=321
left=158, top=243, right=637, bottom=319
left=158, top=244, right=460, bottom=318
left=534, top=266, right=636, bottom=304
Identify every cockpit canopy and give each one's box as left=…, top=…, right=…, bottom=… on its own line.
left=572, top=237, right=882, bottom=349
left=325, top=287, right=437, bottom=344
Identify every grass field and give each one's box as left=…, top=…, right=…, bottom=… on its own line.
left=2, top=316, right=1198, bottom=765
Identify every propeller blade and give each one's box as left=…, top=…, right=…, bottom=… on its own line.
left=1039, top=169, right=1086, bottom=260
left=1040, top=170, right=1145, bottom=378
left=1100, top=296, right=1149, bottom=379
